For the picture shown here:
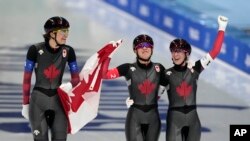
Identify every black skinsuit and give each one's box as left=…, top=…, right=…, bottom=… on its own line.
left=164, top=62, right=203, bottom=141
left=117, top=60, right=166, bottom=141
left=26, top=42, right=77, bottom=141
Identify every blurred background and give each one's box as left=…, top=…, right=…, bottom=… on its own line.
left=0, top=0, right=249, bottom=141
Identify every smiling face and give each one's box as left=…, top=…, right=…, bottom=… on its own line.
left=171, top=48, right=188, bottom=66
left=169, top=38, right=191, bottom=66
left=134, top=42, right=153, bottom=62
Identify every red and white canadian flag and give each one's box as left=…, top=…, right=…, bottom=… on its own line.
left=57, top=40, right=122, bottom=134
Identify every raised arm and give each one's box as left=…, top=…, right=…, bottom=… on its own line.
left=209, top=15, right=228, bottom=59
left=199, top=15, right=228, bottom=71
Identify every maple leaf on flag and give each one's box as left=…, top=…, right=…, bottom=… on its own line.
left=176, top=81, right=192, bottom=100
left=43, top=65, right=60, bottom=82
left=138, top=79, right=156, bottom=96
left=57, top=39, right=122, bottom=134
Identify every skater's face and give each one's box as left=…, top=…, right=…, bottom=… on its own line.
left=134, top=45, right=153, bottom=61
left=51, top=28, right=69, bottom=45
left=171, top=48, right=188, bottom=65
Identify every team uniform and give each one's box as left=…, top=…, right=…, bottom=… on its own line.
left=103, top=59, right=167, bottom=141
left=23, top=42, right=79, bottom=141
left=164, top=30, right=225, bottom=141
left=102, top=34, right=168, bottom=141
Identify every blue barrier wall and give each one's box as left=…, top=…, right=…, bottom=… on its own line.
left=103, top=0, right=250, bottom=75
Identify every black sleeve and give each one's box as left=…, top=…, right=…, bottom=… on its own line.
left=26, top=45, right=37, bottom=61
left=117, top=63, right=130, bottom=77
left=67, top=47, right=77, bottom=63
left=159, top=64, right=168, bottom=86
left=193, top=60, right=203, bottom=74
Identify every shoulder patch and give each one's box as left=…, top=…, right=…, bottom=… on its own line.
left=38, top=49, right=44, bottom=55
left=130, top=66, right=136, bottom=71
left=155, top=65, right=160, bottom=72
left=62, top=48, right=67, bottom=58
left=166, top=70, right=172, bottom=76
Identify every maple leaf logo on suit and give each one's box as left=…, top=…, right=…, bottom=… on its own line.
left=176, top=81, right=192, bottom=100
left=43, top=64, right=60, bottom=82
left=138, top=79, right=156, bottom=96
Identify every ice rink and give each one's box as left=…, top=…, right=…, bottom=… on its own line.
left=0, top=0, right=250, bottom=141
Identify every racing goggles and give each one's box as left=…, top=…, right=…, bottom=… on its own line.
left=53, top=28, right=69, bottom=35
left=135, top=42, right=153, bottom=50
